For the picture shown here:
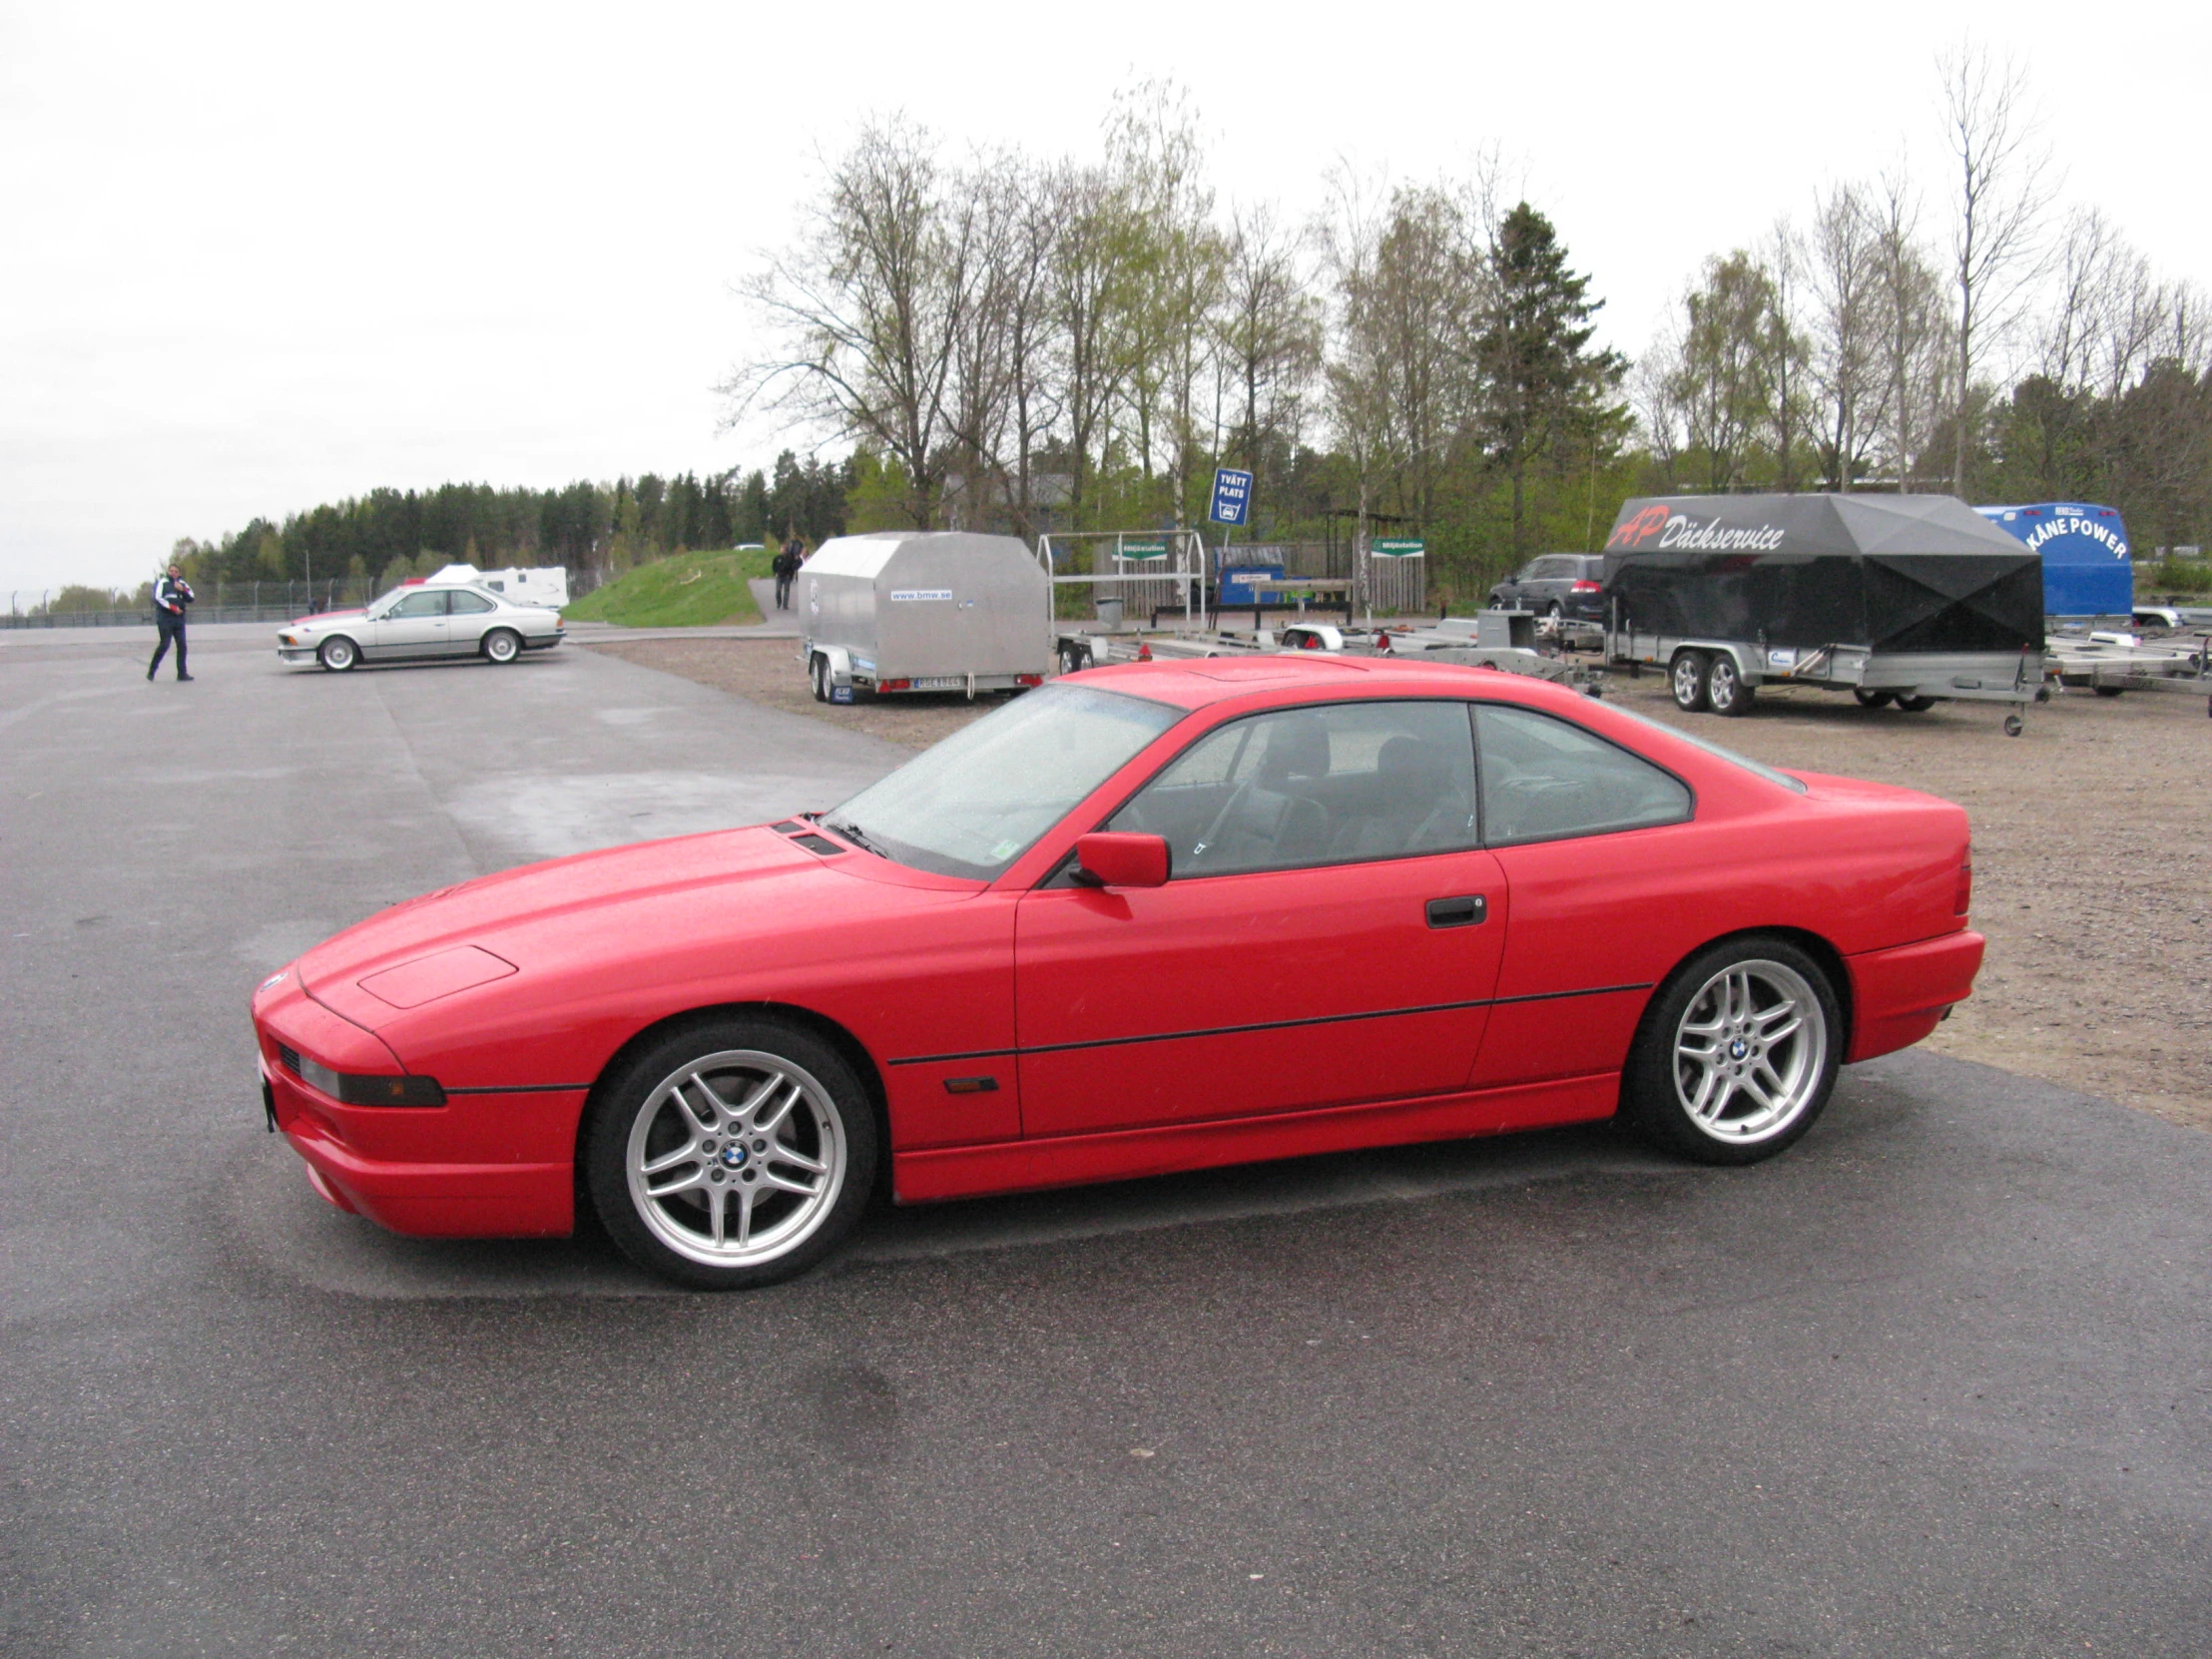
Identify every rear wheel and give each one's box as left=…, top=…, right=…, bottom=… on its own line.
left=1488, top=592, right=1509, bottom=610
left=1670, top=650, right=1710, bottom=713
left=1706, top=654, right=1755, bottom=717
left=1895, top=695, right=1936, bottom=713
left=810, top=654, right=830, bottom=703
left=1624, top=936, right=1841, bottom=1165
left=317, top=636, right=357, bottom=673
left=481, top=628, right=521, bottom=665
left=1853, top=688, right=1894, bottom=709
left=2092, top=685, right=2126, bottom=698
left=584, top=1017, right=878, bottom=1291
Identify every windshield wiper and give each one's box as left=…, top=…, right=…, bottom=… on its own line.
left=822, top=817, right=890, bottom=858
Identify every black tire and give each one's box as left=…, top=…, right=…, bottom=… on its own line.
left=1706, top=654, right=1755, bottom=717
left=1546, top=601, right=1563, bottom=622
left=584, top=1016, right=878, bottom=1291
left=317, top=636, right=358, bottom=673
left=810, top=654, right=830, bottom=703
left=481, top=628, right=521, bottom=665
left=1853, top=688, right=1894, bottom=709
left=1622, top=934, right=1843, bottom=1166
left=1670, top=650, right=1710, bottom=713
left=1488, top=593, right=1509, bottom=610
left=1895, top=695, right=1936, bottom=713
left=2092, top=685, right=2126, bottom=698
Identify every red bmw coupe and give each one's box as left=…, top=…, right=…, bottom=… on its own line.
left=253, top=656, right=1983, bottom=1289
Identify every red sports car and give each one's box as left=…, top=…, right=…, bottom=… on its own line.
left=252, top=657, right=1983, bottom=1289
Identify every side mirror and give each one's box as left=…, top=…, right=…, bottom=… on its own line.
left=1073, top=831, right=1170, bottom=889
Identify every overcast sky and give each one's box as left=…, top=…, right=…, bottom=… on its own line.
left=2, top=0, right=2204, bottom=595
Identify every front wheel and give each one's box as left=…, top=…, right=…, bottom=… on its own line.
left=1853, top=688, right=1894, bottom=709
left=1623, top=937, right=1842, bottom=1165
left=584, top=1018, right=878, bottom=1291
left=810, top=654, right=830, bottom=703
left=481, top=628, right=521, bottom=664
left=1895, top=695, right=1936, bottom=713
left=317, top=636, right=358, bottom=673
left=1706, top=654, right=1755, bottom=717
left=1670, top=650, right=1710, bottom=713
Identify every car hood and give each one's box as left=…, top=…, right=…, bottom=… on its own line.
left=292, top=825, right=978, bottom=1043
left=290, top=608, right=368, bottom=626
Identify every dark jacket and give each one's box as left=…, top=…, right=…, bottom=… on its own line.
left=153, top=574, right=195, bottom=620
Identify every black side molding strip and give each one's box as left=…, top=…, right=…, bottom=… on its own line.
left=886, top=981, right=1654, bottom=1068
left=443, top=1083, right=594, bottom=1096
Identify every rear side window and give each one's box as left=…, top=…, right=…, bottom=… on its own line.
left=448, top=591, right=495, bottom=615
left=1475, top=706, right=1691, bottom=845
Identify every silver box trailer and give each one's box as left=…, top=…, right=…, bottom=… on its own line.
left=799, top=532, right=1053, bottom=702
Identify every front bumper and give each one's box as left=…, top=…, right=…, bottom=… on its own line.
left=1845, top=928, right=1985, bottom=1062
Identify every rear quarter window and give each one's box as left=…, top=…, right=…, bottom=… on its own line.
left=1476, top=705, right=1692, bottom=845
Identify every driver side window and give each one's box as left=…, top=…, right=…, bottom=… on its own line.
left=1109, top=701, right=1479, bottom=877
left=388, top=590, right=447, bottom=619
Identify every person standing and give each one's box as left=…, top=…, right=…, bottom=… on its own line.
left=148, top=563, right=195, bottom=681
left=774, top=534, right=804, bottom=610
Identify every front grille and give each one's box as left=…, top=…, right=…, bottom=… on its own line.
left=276, top=1043, right=302, bottom=1076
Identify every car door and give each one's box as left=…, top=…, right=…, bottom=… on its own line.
left=371, top=589, right=449, bottom=658
left=1464, top=702, right=1699, bottom=1089
left=444, top=589, right=497, bottom=654
left=1014, top=699, right=1509, bottom=1138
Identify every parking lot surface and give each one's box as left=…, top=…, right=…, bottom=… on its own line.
left=4, top=625, right=2209, bottom=1656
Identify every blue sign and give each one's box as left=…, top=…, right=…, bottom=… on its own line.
left=1210, top=467, right=1253, bottom=526
left=1976, top=501, right=2132, bottom=617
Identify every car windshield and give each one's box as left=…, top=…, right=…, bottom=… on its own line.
left=824, top=684, right=1184, bottom=879
left=1606, top=703, right=1809, bottom=794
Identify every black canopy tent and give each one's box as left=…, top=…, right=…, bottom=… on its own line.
left=1600, top=494, right=2044, bottom=654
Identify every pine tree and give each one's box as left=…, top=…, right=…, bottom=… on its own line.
left=1473, top=204, right=1627, bottom=556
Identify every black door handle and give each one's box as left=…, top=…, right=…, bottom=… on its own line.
left=1425, top=895, right=1487, bottom=928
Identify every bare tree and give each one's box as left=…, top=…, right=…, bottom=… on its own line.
left=1872, top=169, right=1950, bottom=490
left=1806, top=182, right=1887, bottom=490
left=1213, top=203, right=1323, bottom=486
left=1939, top=42, right=2056, bottom=492
left=1046, top=163, right=1131, bottom=527
left=1762, top=219, right=1811, bottom=490
left=730, top=118, right=979, bottom=527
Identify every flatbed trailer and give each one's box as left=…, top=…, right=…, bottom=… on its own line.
left=2043, top=630, right=2212, bottom=714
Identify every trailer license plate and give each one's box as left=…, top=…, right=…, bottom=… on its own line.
left=912, top=676, right=964, bottom=690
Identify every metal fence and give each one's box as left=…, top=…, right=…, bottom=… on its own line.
left=2, top=568, right=614, bottom=630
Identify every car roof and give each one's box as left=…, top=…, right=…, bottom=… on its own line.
left=1073, top=654, right=1584, bottom=714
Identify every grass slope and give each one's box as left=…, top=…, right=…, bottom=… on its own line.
left=563, top=548, right=774, bottom=627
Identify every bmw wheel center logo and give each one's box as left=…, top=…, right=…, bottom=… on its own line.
left=721, top=1143, right=749, bottom=1169
left=1729, top=1037, right=1749, bottom=1060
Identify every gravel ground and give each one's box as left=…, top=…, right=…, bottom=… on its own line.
left=586, top=635, right=2211, bottom=1132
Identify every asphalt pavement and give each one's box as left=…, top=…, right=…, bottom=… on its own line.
left=3, top=623, right=2208, bottom=1657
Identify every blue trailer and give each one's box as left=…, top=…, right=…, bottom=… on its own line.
left=1974, top=501, right=2132, bottom=618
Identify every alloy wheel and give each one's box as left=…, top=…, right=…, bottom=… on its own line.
left=624, top=1049, right=848, bottom=1269
left=1671, top=959, right=1828, bottom=1146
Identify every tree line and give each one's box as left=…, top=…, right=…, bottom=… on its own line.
left=1636, top=47, right=2211, bottom=560
left=163, top=453, right=853, bottom=594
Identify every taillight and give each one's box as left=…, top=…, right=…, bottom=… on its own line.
left=1016, top=674, right=1042, bottom=686
left=1955, top=855, right=1972, bottom=916
left=1570, top=580, right=1602, bottom=592
left=879, top=678, right=911, bottom=692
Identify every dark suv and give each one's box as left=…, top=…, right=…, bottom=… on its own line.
left=1487, top=554, right=1606, bottom=622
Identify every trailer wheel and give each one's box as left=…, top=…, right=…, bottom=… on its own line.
left=1895, top=695, right=1936, bottom=713
left=1706, top=655, right=1755, bottom=717
left=1669, top=650, right=1710, bottom=714
left=810, top=655, right=830, bottom=703
left=2003, top=714, right=2025, bottom=737
left=1853, top=688, right=1894, bottom=709
left=2092, top=685, right=2126, bottom=698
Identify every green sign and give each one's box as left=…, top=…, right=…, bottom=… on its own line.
left=1118, top=541, right=1169, bottom=560
left=1371, top=537, right=1425, bottom=557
